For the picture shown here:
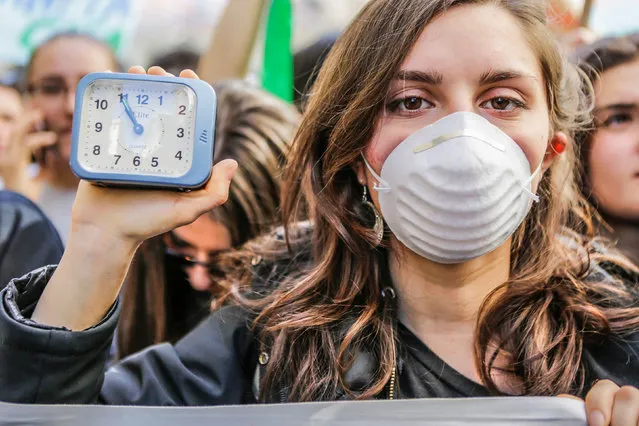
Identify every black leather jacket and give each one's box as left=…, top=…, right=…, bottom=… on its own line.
left=0, top=190, right=63, bottom=289
left=0, top=258, right=638, bottom=405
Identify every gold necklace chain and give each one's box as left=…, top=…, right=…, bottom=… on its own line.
left=382, top=287, right=398, bottom=400
left=388, top=364, right=397, bottom=400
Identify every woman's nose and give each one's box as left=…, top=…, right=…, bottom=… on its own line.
left=187, top=264, right=212, bottom=292
left=446, top=94, right=476, bottom=116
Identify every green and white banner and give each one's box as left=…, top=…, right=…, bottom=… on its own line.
left=0, top=0, right=140, bottom=66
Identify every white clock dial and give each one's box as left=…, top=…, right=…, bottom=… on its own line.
left=113, top=104, right=164, bottom=156
left=77, top=79, right=197, bottom=177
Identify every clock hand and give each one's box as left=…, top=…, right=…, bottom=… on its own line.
left=120, top=95, right=144, bottom=135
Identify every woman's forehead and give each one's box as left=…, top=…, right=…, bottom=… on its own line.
left=30, top=38, right=114, bottom=80
left=595, top=59, right=639, bottom=108
left=398, top=3, right=543, bottom=86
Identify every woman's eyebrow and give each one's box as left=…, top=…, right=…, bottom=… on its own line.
left=394, top=69, right=444, bottom=85
left=208, top=249, right=229, bottom=257
left=479, top=69, right=539, bottom=85
left=37, top=75, right=65, bottom=84
left=393, top=69, right=538, bottom=86
left=168, top=232, right=195, bottom=248
left=594, top=102, right=637, bottom=114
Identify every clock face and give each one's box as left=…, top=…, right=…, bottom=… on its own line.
left=77, top=79, right=197, bottom=177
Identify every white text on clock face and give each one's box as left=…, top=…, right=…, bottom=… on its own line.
left=78, top=79, right=197, bottom=177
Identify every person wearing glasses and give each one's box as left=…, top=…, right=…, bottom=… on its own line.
left=3, top=32, right=119, bottom=243
left=115, top=80, right=300, bottom=360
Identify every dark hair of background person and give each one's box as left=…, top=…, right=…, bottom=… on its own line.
left=0, top=68, right=24, bottom=95
left=573, top=32, right=639, bottom=205
left=23, top=31, right=121, bottom=91
left=293, top=32, right=339, bottom=108
left=149, top=48, right=201, bottom=77
left=117, top=80, right=300, bottom=359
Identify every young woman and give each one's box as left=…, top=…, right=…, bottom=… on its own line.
left=0, top=1, right=638, bottom=424
left=117, top=80, right=299, bottom=359
left=575, top=33, right=639, bottom=265
left=7, top=33, right=120, bottom=243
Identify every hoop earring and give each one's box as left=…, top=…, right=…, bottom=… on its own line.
left=362, top=185, right=384, bottom=247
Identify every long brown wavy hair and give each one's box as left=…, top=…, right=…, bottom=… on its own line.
left=229, top=0, right=639, bottom=401
left=117, top=80, right=300, bottom=358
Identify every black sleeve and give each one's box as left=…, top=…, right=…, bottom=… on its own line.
left=0, top=191, right=64, bottom=289
left=0, top=267, right=258, bottom=406
left=0, top=266, right=116, bottom=403
left=99, top=307, right=258, bottom=406
left=583, top=334, right=639, bottom=394
left=582, top=266, right=639, bottom=395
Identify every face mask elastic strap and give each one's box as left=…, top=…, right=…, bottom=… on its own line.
left=521, top=161, right=543, bottom=203
left=522, top=187, right=540, bottom=203
left=360, top=153, right=391, bottom=193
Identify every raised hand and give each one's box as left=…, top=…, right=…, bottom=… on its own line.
left=31, top=66, right=238, bottom=330
left=0, top=109, right=56, bottom=198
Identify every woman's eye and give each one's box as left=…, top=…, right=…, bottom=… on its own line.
left=41, top=84, right=65, bottom=95
left=482, top=97, right=524, bottom=111
left=402, top=97, right=425, bottom=110
left=602, top=113, right=632, bottom=128
left=387, top=96, right=431, bottom=114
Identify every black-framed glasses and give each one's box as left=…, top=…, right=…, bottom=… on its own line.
left=164, top=247, right=227, bottom=277
left=26, top=76, right=73, bottom=98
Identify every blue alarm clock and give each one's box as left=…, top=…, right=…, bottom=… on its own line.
left=70, top=72, right=217, bottom=189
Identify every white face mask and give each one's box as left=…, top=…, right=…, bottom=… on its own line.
left=362, top=111, right=542, bottom=264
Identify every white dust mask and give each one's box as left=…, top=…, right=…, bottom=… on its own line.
left=362, top=111, right=542, bottom=264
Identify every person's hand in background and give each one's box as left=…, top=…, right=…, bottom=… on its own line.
left=0, top=88, right=56, bottom=200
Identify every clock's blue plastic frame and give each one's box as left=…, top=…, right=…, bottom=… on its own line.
left=70, top=72, right=217, bottom=190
